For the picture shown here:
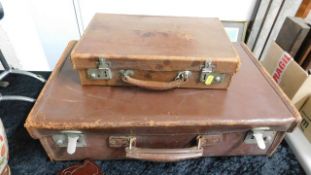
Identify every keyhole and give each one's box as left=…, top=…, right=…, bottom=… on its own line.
left=104, top=71, right=108, bottom=78
left=203, top=73, right=208, bottom=81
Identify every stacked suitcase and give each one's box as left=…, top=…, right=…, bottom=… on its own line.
left=25, top=14, right=300, bottom=162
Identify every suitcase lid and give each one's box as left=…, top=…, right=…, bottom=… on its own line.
left=71, top=13, right=240, bottom=73
left=25, top=41, right=300, bottom=138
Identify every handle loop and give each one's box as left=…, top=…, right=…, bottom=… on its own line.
left=120, top=70, right=192, bottom=90
left=125, top=137, right=203, bottom=162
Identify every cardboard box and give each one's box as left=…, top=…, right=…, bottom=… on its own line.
left=300, top=97, right=311, bottom=143
left=261, top=41, right=311, bottom=109
left=261, top=41, right=311, bottom=141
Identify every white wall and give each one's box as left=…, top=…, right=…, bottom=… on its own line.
left=0, top=26, right=20, bottom=70
left=0, top=0, right=50, bottom=71
left=78, top=0, right=257, bottom=32
left=29, top=0, right=80, bottom=69
left=0, top=0, right=257, bottom=71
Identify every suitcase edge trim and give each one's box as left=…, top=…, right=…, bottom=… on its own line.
left=240, top=43, right=301, bottom=132
left=25, top=41, right=78, bottom=139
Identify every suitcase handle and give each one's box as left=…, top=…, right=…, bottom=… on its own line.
left=125, top=137, right=203, bottom=162
left=120, top=70, right=192, bottom=90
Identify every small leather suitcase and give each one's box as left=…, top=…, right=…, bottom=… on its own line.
left=71, top=13, right=240, bottom=90
left=25, top=41, right=300, bottom=162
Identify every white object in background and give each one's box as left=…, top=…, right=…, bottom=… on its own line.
left=252, top=0, right=284, bottom=58
left=77, top=0, right=257, bottom=32
left=251, top=0, right=302, bottom=59
left=247, top=0, right=271, bottom=50
left=0, top=0, right=49, bottom=71
left=29, top=0, right=80, bottom=70
left=0, top=26, right=20, bottom=70
left=286, top=128, right=311, bottom=175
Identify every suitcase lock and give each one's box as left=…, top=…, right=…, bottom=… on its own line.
left=244, top=128, right=276, bottom=150
left=52, top=131, right=86, bottom=155
left=200, top=60, right=224, bottom=85
left=87, top=58, right=112, bottom=80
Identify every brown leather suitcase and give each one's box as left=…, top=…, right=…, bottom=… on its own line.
left=25, top=41, right=300, bottom=162
left=71, top=13, right=240, bottom=90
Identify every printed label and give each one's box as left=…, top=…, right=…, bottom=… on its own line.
left=272, top=52, right=293, bottom=84
left=205, top=75, right=214, bottom=85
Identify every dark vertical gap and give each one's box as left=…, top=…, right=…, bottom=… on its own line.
left=251, top=0, right=273, bottom=51
left=245, top=0, right=262, bottom=42
left=258, top=0, right=286, bottom=60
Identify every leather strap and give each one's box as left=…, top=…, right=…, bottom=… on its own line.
left=58, top=160, right=102, bottom=175
left=121, top=70, right=192, bottom=90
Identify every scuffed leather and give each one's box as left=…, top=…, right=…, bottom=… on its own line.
left=71, top=14, right=240, bottom=88
left=24, top=42, right=300, bottom=161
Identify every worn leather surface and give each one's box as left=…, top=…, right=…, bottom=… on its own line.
left=26, top=42, right=299, bottom=132
left=1, top=71, right=304, bottom=173
left=70, top=13, right=240, bottom=88
left=24, top=42, right=300, bottom=161
left=71, top=14, right=239, bottom=69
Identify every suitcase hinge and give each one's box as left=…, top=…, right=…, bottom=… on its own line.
left=87, top=58, right=112, bottom=80
left=52, top=131, right=86, bottom=155
left=244, top=127, right=276, bottom=150
left=200, top=60, right=224, bottom=85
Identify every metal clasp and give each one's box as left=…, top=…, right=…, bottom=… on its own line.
left=52, top=131, right=86, bottom=155
left=87, top=58, right=112, bottom=80
left=109, top=136, right=134, bottom=148
left=200, top=60, right=224, bottom=85
left=244, top=127, right=276, bottom=150
left=175, top=71, right=192, bottom=81
left=200, top=59, right=214, bottom=82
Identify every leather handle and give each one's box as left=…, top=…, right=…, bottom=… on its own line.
left=125, top=137, right=203, bottom=162
left=120, top=70, right=192, bottom=90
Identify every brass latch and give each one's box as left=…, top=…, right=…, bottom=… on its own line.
left=109, top=136, right=134, bottom=148
left=87, top=58, right=112, bottom=80
left=200, top=60, right=224, bottom=85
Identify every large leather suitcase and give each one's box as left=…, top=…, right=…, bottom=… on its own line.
left=25, top=41, right=300, bottom=162
left=71, top=13, right=240, bottom=90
